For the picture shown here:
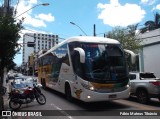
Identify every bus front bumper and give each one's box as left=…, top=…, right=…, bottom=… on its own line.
left=79, top=87, right=130, bottom=102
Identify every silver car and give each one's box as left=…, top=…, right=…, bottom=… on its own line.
left=129, top=72, right=160, bottom=103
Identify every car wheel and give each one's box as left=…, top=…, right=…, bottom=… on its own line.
left=136, top=90, right=150, bottom=104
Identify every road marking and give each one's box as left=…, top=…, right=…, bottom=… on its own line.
left=50, top=103, right=74, bottom=119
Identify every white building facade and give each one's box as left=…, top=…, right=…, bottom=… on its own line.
left=138, top=28, right=160, bottom=77
left=22, top=33, right=59, bottom=66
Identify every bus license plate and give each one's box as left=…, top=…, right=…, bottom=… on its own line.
left=109, top=94, right=117, bottom=98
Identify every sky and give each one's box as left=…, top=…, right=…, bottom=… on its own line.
left=1, top=0, right=160, bottom=65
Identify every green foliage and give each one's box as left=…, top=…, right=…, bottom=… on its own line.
left=140, top=12, right=160, bottom=33
left=106, top=25, right=141, bottom=52
left=106, top=25, right=141, bottom=71
left=0, top=14, right=23, bottom=82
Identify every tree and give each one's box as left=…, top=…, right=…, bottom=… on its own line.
left=106, top=25, right=141, bottom=52
left=105, top=25, right=141, bottom=71
left=0, top=15, right=23, bottom=83
left=140, top=12, right=160, bottom=33
left=0, top=13, right=23, bottom=110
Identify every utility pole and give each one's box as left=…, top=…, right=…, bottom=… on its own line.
left=2, top=0, right=11, bottom=86
left=3, top=0, right=10, bottom=16
left=93, top=24, right=96, bottom=37
left=0, top=0, right=10, bottom=110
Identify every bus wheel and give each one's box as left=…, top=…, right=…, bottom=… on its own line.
left=42, top=79, right=46, bottom=90
left=65, top=84, right=73, bottom=102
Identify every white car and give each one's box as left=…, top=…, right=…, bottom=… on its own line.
left=129, top=72, right=160, bottom=103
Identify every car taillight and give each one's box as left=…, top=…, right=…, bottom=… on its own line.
left=149, top=81, right=160, bottom=86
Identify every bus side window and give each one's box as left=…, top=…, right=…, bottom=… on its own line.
left=71, top=51, right=83, bottom=78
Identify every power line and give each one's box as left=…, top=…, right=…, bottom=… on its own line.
left=14, top=0, right=19, bottom=16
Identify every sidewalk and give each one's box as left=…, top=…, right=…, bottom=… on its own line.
left=3, top=93, right=10, bottom=111
left=3, top=81, right=12, bottom=111
left=1, top=87, right=11, bottom=119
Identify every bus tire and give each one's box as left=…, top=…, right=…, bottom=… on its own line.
left=65, top=84, right=73, bottom=102
left=42, top=79, right=46, bottom=90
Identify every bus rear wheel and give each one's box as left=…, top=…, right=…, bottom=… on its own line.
left=42, top=79, right=46, bottom=90
left=65, top=84, right=73, bottom=102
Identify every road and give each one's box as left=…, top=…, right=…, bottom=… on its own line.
left=6, top=88, right=160, bottom=119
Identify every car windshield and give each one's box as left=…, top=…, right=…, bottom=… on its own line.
left=13, top=83, right=26, bottom=89
left=140, top=73, right=156, bottom=78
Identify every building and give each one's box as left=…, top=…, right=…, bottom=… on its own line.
left=138, top=28, right=160, bottom=77
left=22, top=33, right=59, bottom=74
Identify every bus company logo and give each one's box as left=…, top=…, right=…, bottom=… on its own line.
left=2, top=111, right=11, bottom=116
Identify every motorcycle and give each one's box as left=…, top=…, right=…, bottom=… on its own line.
left=8, top=83, right=46, bottom=110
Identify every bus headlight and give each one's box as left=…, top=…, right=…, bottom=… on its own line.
left=89, top=86, right=95, bottom=91
left=81, top=83, right=95, bottom=91
left=126, top=84, right=130, bottom=88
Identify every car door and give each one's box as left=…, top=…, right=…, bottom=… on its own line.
left=129, top=74, right=137, bottom=94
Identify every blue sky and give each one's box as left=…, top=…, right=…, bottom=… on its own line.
left=1, top=0, right=159, bottom=65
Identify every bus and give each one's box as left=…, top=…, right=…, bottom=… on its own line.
left=38, top=36, right=135, bottom=102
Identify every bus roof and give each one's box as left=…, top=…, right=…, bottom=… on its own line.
left=39, top=36, right=120, bottom=58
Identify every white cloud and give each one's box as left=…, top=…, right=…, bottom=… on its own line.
left=15, top=0, right=33, bottom=16
left=152, top=4, right=160, bottom=11
left=29, top=0, right=38, bottom=4
left=24, top=15, right=46, bottom=27
left=141, top=0, right=149, bottom=3
left=140, top=0, right=156, bottom=5
left=155, top=4, right=160, bottom=10
left=97, top=0, right=146, bottom=27
left=15, top=0, right=54, bottom=27
left=35, top=13, right=55, bottom=22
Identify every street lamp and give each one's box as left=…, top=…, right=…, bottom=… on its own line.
left=15, top=3, right=50, bottom=18
left=70, top=22, right=87, bottom=36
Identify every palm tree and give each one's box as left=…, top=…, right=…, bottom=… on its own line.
left=127, top=23, right=139, bottom=36
left=140, top=12, right=160, bottom=33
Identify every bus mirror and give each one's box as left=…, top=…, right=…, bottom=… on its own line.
left=74, top=47, right=85, bottom=63
left=124, top=49, right=136, bottom=65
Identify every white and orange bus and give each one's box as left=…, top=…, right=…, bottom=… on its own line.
left=38, top=36, right=135, bottom=102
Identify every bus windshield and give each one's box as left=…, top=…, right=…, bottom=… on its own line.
left=70, top=42, right=128, bottom=83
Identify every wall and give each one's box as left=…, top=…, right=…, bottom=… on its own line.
left=138, top=28, right=160, bottom=77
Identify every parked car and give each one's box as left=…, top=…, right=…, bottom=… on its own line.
left=11, top=77, right=26, bottom=90
left=25, top=77, right=37, bottom=88
left=14, top=73, right=24, bottom=78
left=129, top=72, right=160, bottom=103
left=11, top=77, right=37, bottom=90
